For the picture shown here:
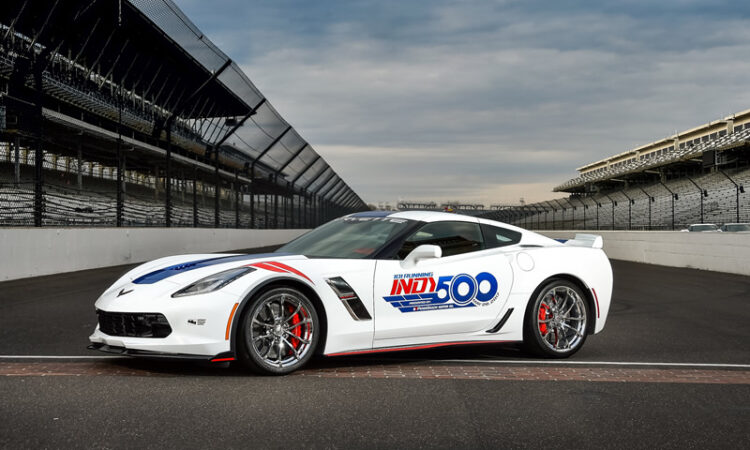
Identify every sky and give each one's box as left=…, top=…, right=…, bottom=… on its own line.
left=174, top=0, right=750, bottom=207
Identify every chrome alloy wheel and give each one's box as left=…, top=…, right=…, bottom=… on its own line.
left=246, top=290, right=315, bottom=370
left=535, top=285, right=587, bottom=352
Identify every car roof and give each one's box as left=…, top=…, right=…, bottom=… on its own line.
left=347, top=210, right=558, bottom=246
left=348, top=210, right=478, bottom=222
left=388, top=211, right=479, bottom=222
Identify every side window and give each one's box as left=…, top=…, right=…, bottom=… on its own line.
left=481, top=224, right=522, bottom=248
left=397, top=221, right=484, bottom=259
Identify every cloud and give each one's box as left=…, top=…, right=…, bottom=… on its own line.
left=174, top=0, right=750, bottom=204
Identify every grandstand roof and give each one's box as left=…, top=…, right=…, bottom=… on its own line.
left=555, top=108, right=750, bottom=193
left=0, top=0, right=365, bottom=208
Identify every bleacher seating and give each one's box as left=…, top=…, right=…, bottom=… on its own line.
left=0, top=144, right=295, bottom=227
left=555, top=128, right=750, bottom=192
left=0, top=180, right=287, bottom=228
left=490, top=168, right=750, bottom=230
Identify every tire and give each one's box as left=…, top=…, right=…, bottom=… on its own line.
left=237, top=287, right=319, bottom=375
left=523, top=279, right=589, bottom=358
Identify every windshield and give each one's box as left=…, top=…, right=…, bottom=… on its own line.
left=277, top=216, right=415, bottom=259
left=725, top=224, right=750, bottom=232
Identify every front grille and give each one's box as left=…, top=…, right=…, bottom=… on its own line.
left=97, top=310, right=172, bottom=338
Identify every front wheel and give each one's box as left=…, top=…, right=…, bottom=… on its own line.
left=523, top=279, right=589, bottom=358
left=237, top=287, right=319, bottom=375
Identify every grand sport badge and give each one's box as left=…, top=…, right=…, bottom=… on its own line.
left=383, top=272, right=499, bottom=312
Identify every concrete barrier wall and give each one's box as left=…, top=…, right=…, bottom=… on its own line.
left=2, top=228, right=748, bottom=281
left=541, top=231, right=750, bottom=277
left=0, top=228, right=308, bottom=281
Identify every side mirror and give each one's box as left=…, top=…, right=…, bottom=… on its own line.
left=401, top=244, right=442, bottom=269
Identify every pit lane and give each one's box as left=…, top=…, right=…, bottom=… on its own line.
left=1, top=258, right=748, bottom=448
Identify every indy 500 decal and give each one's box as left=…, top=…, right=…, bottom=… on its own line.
left=383, top=272, right=499, bottom=313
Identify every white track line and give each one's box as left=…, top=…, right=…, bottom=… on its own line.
left=0, top=355, right=127, bottom=360
left=426, top=359, right=750, bottom=369
left=0, top=355, right=748, bottom=369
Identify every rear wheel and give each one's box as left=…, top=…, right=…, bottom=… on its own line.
left=237, top=287, right=319, bottom=375
left=523, top=279, right=588, bottom=358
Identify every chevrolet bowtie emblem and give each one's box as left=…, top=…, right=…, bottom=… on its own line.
left=118, top=288, right=134, bottom=297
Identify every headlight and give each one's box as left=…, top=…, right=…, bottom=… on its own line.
left=171, top=267, right=256, bottom=298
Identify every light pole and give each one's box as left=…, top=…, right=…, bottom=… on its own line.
left=537, top=204, right=547, bottom=229
left=521, top=206, right=529, bottom=229
left=553, top=199, right=567, bottom=229
left=563, top=198, right=577, bottom=229
left=659, top=181, right=678, bottom=230
left=543, top=202, right=553, bottom=229
left=527, top=205, right=538, bottom=230
left=603, top=193, right=616, bottom=230
left=686, top=177, right=708, bottom=224
left=638, top=187, right=655, bottom=230
left=546, top=201, right=557, bottom=230
left=718, top=170, right=745, bottom=224
left=572, top=197, right=587, bottom=230
left=620, top=190, right=633, bottom=230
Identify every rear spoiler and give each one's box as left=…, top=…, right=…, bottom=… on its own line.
left=559, top=233, right=604, bottom=249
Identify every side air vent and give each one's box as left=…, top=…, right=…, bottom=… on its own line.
left=326, top=277, right=372, bottom=321
left=486, top=308, right=514, bottom=333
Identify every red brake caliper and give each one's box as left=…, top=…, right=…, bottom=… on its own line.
left=538, top=304, right=548, bottom=335
left=287, top=305, right=302, bottom=351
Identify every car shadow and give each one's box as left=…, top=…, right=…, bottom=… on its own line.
left=102, top=342, right=530, bottom=377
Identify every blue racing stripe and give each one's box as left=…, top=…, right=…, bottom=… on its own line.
left=133, top=253, right=290, bottom=284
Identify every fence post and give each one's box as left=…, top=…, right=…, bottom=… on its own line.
left=552, top=207, right=556, bottom=230
left=596, top=202, right=600, bottom=230
left=273, top=194, right=279, bottom=228
left=165, top=126, right=172, bottom=228
left=264, top=195, right=269, bottom=229
left=116, top=147, right=123, bottom=227
left=14, top=136, right=20, bottom=186
left=250, top=192, right=255, bottom=229
left=33, top=60, right=44, bottom=227
left=718, top=170, right=744, bottom=224
left=235, top=172, right=240, bottom=228
left=214, top=154, right=220, bottom=228
left=298, top=192, right=303, bottom=228
left=192, top=168, right=198, bottom=227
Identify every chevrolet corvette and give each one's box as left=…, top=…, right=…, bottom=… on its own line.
left=89, top=211, right=613, bottom=375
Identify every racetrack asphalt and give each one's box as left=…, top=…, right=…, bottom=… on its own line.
left=0, top=256, right=748, bottom=448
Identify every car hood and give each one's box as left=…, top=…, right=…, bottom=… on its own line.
left=102, top=252, right=308, bottom=296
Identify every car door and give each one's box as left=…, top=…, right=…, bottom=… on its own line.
left=373, top=220, right=514, bottom=343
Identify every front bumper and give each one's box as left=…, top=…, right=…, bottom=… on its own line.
left=87, top=342, right=234, bottom=362
left=89, top=323, right=233, bottom=357
left=89, top=280, right=244, bottom=357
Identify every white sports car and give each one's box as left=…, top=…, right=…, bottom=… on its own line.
left=89, top=211, right=613, bottom=375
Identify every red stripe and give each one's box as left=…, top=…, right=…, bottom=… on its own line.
left=211, top=357, right=235, bottom=362
left=327, top=340, right=513, bottom=357
left=265, top=261, right=314, bottom=284
left=592, top=288, right=601, bottom=318
left=247, top=262, right=288, bottom=273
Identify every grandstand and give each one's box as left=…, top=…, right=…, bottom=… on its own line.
left=0, top=0, right=367, bottom=228
left=481, top=109, right=750, bottom=230
left=396, top=200, right=488, bottom=216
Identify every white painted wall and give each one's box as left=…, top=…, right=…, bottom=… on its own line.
left=0, top=228, right=308, bottom=281
left=2, top=228, right=747, bottom=281
left=541, top=231, right=750, bottom=276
